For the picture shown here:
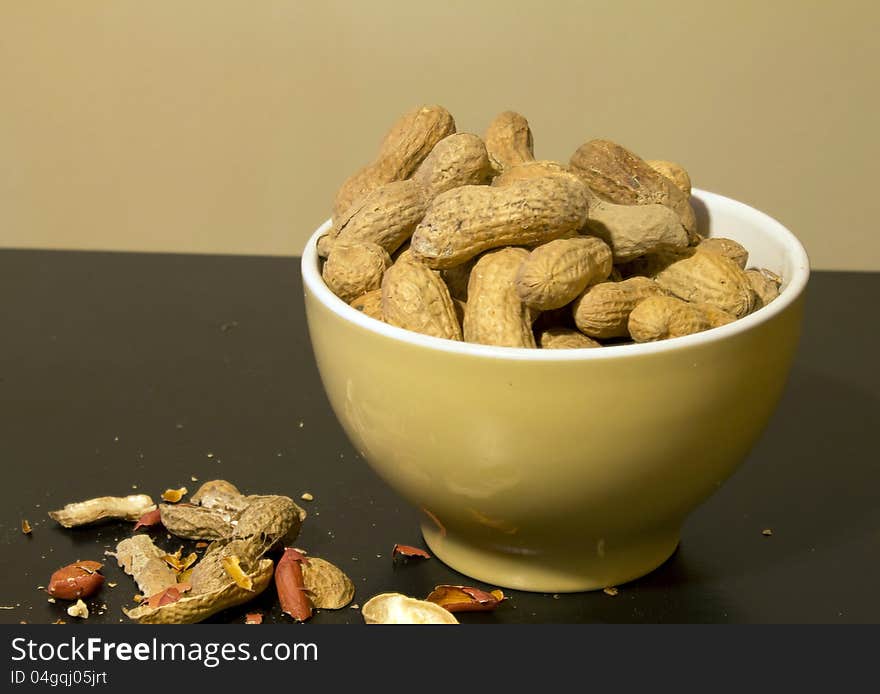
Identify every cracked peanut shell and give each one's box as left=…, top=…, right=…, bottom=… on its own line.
left=189, top=539, right=261, bottom=594
left=190, top=480, right=249, bottom=515
left=159, top=503, right=234, bottom=541
left=124, top=559, right=274, bottom=624
left=233, top=495, right=306, bottom=549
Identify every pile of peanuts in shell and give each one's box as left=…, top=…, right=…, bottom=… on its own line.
left=318, top=106, right=782, bottom=348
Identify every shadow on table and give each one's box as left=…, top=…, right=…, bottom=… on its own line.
left=686, top=364, right=879, bottom=582
left=570, top=363, right=880, bottom=622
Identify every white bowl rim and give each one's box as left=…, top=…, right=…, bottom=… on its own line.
left=301, top=188, right=810, bottom=361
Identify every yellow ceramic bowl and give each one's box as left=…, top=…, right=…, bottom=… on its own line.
left=301, top=189, right=810, bottom=592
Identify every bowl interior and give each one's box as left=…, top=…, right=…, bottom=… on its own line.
left=689, top=190, right=806, bottom=288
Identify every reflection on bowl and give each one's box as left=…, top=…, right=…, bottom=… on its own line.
left=301, top=189, right=810, bottom=592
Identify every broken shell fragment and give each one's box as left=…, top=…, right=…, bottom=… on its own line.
left=392, top=544, right=431, bottom=560
left=113, top=535, right=179, bottom=597
left=162, top=548, right=197, bottom=573
left=362, top=593, right=459, bottom=624
left=221, top=555, right=254, bottom=591
left=425, top=585, right=505, bottom=613
left=49, top=495, right=156, bottom=528
left=300, top=557, right=355, bottom=609
left=146, top=583, right=192, bottom=608
left=67, top=599, right=89, bottom=619
left=275, top=548, right=312, bottom=622
left=133, top=508, right=162, bottom=531
left=160, top=487, right=188, bottom=503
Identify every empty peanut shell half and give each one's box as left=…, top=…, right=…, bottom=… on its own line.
left=362, top=593, right=459, bottom=624
left=49, top=495, right=156, bottom=528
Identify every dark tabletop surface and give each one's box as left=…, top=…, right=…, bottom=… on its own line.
left=1, top=249, right=878, bottom=624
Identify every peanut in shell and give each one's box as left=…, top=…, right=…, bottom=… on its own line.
left=492, top=160, right=568, bottom=187
left=584, top=197, right=689, bottom=262
left=485, top=111, right=534, bottom=173
left=515, top=236, right=613, bottom=311
left=646, top=159, right=692, bottom=196
left=333, top=105, right=455, bottom=221
left=654, top=248, right=756, bottom=317
left=331, top=179, right=428, bottom=257
left=322, top=242, right=392, bottom=304
left=745, top=268, right=781, bottom=309
left=573, top=277, right=667, bottom=339
left=628, top=295, right=735, bottom=342
left=412, top=133, right=492, bottom=198
left=464, top=247, right=535, bottom=348
left=570, top=139, right=697, bottom=240
left=349, top=289, right=384, bottom=321
left=381, top=258, right=462, bottom=341
left=538, top=328, right=601, bottom=349
left=441, top=257, right=475, bottom=302
left=411, top=175, right=589, bottom=269
left=698, top=237, right=749, bottom=269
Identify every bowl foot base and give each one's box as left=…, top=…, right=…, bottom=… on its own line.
left=421, top=522, right=680, bottom=593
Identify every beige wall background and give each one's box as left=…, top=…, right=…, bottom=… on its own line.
left=1, top=1, right=877, bottom=270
